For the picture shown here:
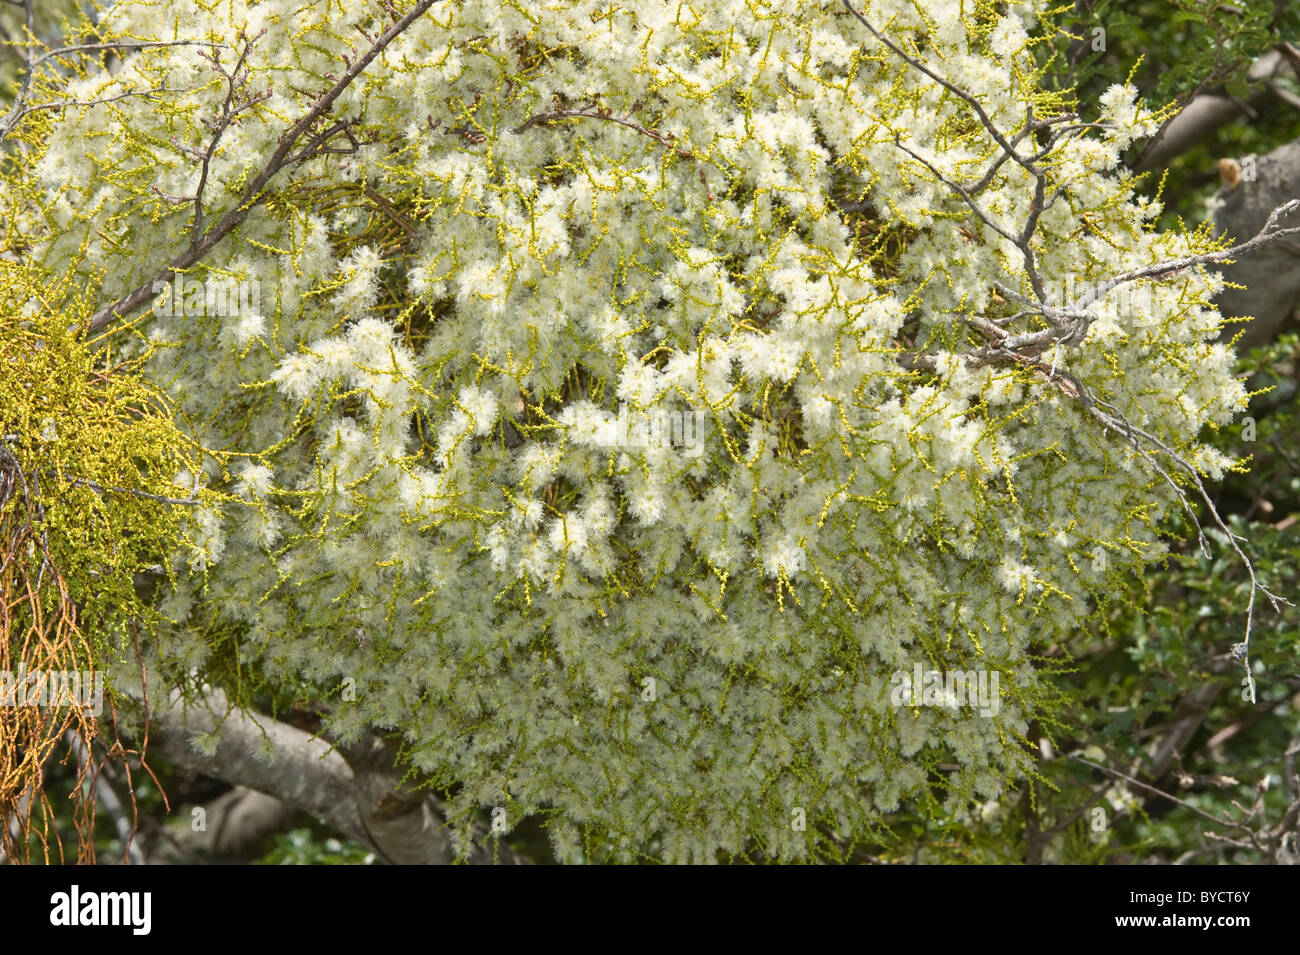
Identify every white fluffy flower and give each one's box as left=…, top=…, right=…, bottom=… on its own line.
left=458, top=385, right=500, bottom=436
left=271, top=353, right=323, bottom=402
left=236, top=463, right=274, bottom=498
left=989, top=15, right=1028, bottom=58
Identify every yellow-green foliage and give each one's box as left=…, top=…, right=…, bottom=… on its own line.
left=0, top=184, right=201, bottom=860
left=0, top=255, right=198, bottom=641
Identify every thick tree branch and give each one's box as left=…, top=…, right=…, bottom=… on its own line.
left=141, top=687, right=531, bottom=864
left=1131, top=48, right=1293, bottom=174
left=143, top=687, right=371, bottom=846
left=150, top=786, right=299, bottom=863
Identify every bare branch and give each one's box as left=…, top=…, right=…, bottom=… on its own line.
left=1072, top=753, right=1263, bottom=848
left=511, top=100, right=696, bottom=159
left=189, top=31, right=270, bottom=244
left=85, top=0, right=446, bottom=336
left=841, top=1, right=1037, bottom=181
left=840, top=5, right=1296, bottom=686
left=0, top=37, right=228, bottom=144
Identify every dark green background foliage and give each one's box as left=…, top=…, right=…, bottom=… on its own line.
left=1037, top=0, right=1300, bottom=225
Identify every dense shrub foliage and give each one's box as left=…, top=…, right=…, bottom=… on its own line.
left=6, top=0, right=1289, bottom=862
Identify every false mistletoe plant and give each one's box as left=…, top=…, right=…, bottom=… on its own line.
left=5, top=0, right=1292, bottom=862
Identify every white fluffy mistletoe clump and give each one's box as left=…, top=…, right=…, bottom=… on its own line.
left=22, top=0, right=1255, bottom=860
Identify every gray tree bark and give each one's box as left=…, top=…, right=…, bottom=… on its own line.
left=1211, top=137, right=1300, bottom=351
left=139, top=688, right=530, bottom=864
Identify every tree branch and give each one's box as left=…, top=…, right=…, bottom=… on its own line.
left=140, top=687, right=531, bottom=864
left=85, top=0, right=444, bottom=336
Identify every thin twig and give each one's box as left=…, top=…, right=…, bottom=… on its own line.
left=85, top=0, right=445, bottom=336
